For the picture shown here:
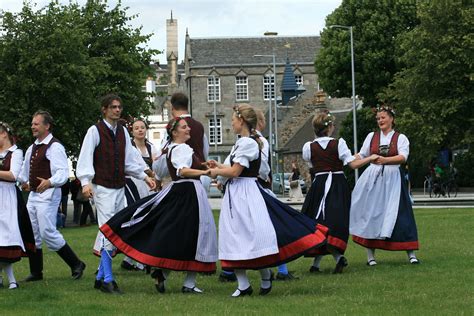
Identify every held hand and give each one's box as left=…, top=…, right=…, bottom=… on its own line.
left=369, top=154, right=380, bottom=162
left=154, top=179, right=162, bottom=192
left=21, top=182, right=30, bottom=192
left=36, top=177, right=51, bottom=193
left=82, top=184, right=93, bottom=198
left=145, top=176, right=156, bottom=190
left=217, top=181, right=223, bottom=191
left=206, top=160, right=218, bottom=169
left=374, top=156, right=387, bottom=165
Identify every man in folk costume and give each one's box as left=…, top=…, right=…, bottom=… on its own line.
left=76, top=94, right=156, bottom=294
left=18, top=111, right=86, bottom=282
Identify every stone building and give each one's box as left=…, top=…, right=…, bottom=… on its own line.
left=183, top=33, right=322, bottom=162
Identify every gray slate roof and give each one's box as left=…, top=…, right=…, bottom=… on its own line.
left=188, top=36, right=321, bottom=67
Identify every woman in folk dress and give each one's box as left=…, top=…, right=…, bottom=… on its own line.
left=209, top=104, right=326, bottom=297
left=100, top=117, right=217, bottom=294
left=350, top=106, right=420, bottom=266
left=0, top=122, right=35, bottom=289
left=301, top=112, right=377, bottom=273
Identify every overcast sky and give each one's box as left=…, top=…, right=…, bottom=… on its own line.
left=1, top=0, right=342, bottom=63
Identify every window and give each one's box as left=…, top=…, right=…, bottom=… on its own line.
left=208, top=118, right=222, bottom=145
left=207, top=77, right=221, bottom=102
left=263, top=74, right=275, bottom=100
left=235, top=76, right=248, bottom=101
left=295, top=75, right=303, bottom=86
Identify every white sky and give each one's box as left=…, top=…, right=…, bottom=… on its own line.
left=1, top=0, right=342, bottom=63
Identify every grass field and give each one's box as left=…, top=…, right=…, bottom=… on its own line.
left=0, top=208, right=473, bottom=315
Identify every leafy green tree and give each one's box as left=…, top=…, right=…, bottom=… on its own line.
left=315, top=0, right=418, bottom=107
left=0, top=1, right=158, bottom=156
left=385, top=0, right=473, bottom=185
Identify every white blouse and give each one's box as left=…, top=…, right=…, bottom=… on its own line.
left=302, top=137, right=355, bottom=166
left=168, top=143, right=194, bottom=177
left=0, top=145, right=23, bottom=180
left=230, top=137, right=259, bottom=169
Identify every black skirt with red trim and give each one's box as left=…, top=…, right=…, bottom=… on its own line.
left=352, top=168, right=419, bottom=251
left=100, top=182, right=216, bottom=272
left=221, top=187, right=327, bottom=270
left=302, top=173, right=350, bottom=255
left=0, top=187, right=36, bottom=263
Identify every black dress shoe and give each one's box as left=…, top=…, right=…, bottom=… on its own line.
left=182, top=286, right=204, bottom=294
left=231, top=286, right=253, bottom=297
left=259, top=271, right=273, bottom=296
left=72, top=261, right=86, bottom=280
left=24, top=273, right=43, bottom=282
left=151, top=269, right=166, bottom=293
left=275, top=271, right=299, bottom=281
left=100, top=281, right=123, bottom=294
left=309, top=266, right=321, bottom=273
left=94, top=279, right=102, bottom=289
left=333, top=256, right=348, bottom=274
left=121, top=260, right=136, bottom=271
left=218, top=271, right=237, bottom=282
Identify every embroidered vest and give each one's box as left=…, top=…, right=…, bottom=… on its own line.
left=0, top=151, right=15, bottom=183
left=370, top=131, right=400, bottom=157
left=92, top=121, right=126, bottom=188
left=29, top=138, right=59, bottom=191
left=310, top=139, right=343, bottom=173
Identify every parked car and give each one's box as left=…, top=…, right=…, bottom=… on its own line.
left=272, top=173, right=307, bottom=195
left=207, top=180, right=223, bottom=198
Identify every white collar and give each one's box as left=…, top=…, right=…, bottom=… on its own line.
left=102, top=119, right=118, bottom=131
left=34, top=133, right=53, bottom=145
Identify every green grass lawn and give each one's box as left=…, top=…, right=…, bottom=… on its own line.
left=1, top=208, right=473, bottom=315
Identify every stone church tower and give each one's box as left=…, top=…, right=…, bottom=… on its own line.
left=166, top=11, right=178, bottom=94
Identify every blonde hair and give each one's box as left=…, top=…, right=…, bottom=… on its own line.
left=312, top=111, right=336, bottom=137
left=233, top=104, right=262, bottom=149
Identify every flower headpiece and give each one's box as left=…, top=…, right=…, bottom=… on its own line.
left=233, top=105, right=242, bottom=118
left=324, top=112, right=334, bottom=127
left=376, top=104, right=395, bottom=116
left=0, top=121, right=12, bottom=134
left=166, top=117, right=183, bottom=138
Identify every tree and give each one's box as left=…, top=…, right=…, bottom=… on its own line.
left=315, top=0, right=418, bottom=107
left=0, top=1, right=158, bottom=156
left=385, top=0, right=473, bottom=185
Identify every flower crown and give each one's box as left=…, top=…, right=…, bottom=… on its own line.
left=166, top=117, right=182, bottom=137
left=376, top=105, right=396, bottom=116
left=0, top=121, right=12, bottom=134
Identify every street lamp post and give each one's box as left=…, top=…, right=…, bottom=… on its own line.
left=330, top=24, right=359, bottom=181
left=254, top=53, right=278, bottom=182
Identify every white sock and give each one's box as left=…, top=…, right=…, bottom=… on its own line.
left=234, top=269, right=250, bottom=291
left=259, top=268, right=271, bottom=289
left=4, top=264, right=16, bottom=285
left=124, top=256, right=134, bottom=264
left=367, top=248, right=376, bottom=262
left=312, top=256, right=323, bottom=268
left=183, top=272, right=196, bottom=288
left=407, top=250, right=417, bottom=260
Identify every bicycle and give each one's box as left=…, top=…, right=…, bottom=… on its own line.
left=444, top=177, right=458, bottom=198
